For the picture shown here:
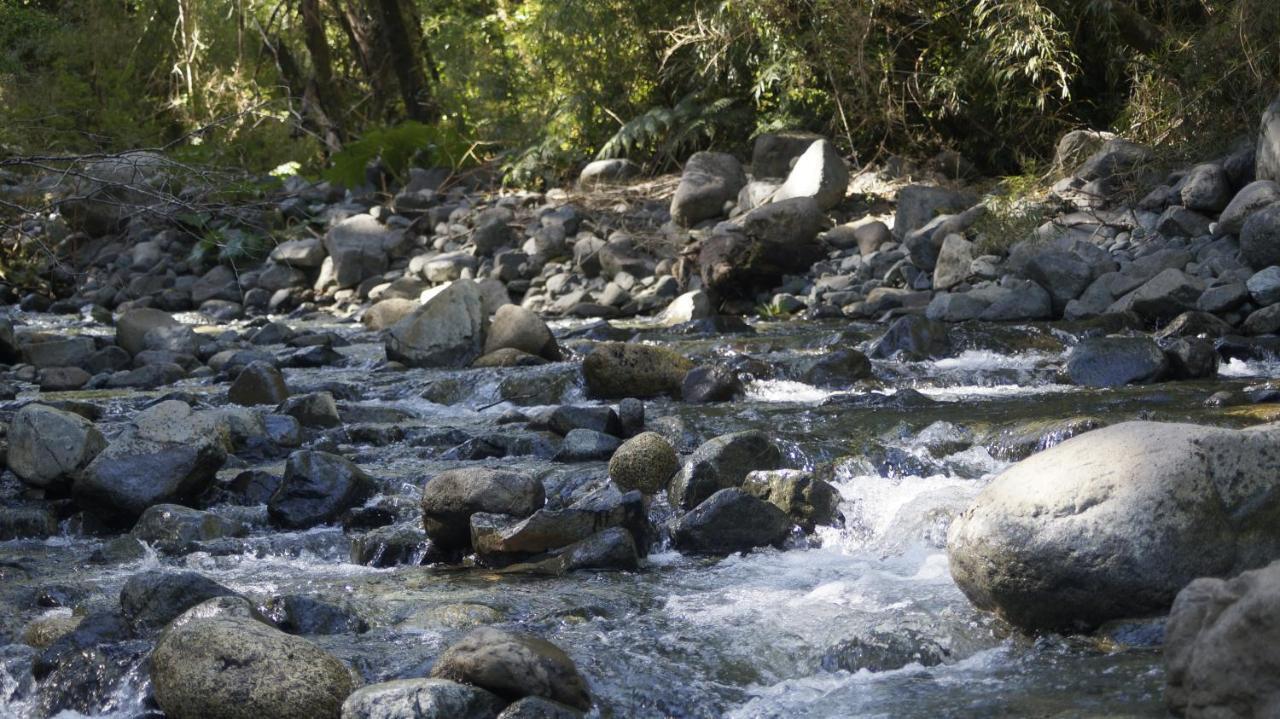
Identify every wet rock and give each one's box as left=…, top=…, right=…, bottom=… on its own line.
left=471, top=485, right=647, bottom=566
left=74, top=413, right=227, bottom=525
left=669, top=430, right=783, bottom=510
left=343, top=679, right=505, bottom=719
left=1162, top=338, right=1219, bottom=380
left=120, top=570, right=239, bottom=631
left=421, top=467, right=545, bottom=551
left=773, top=139, right=848, bottom=209
left=498, top=697, right=585, bottom=719
left=37, top=365, right=90, bottom=391
left=229, top=360, right=289, bottom=406
left=742, top=469, right=842, bottom=532
left=22, top=614, right=83, bottom=649
left=279, top=391, right=341, bottom=428
left=548, top=405, right=622, bottom=437
left=268, top=450, right=374, bottom=529
left=89, top=535, right=148, bottom=564
left=608, top=432, right=678, bottom=494
left=670, top=151, right=746, bottom=227
left=792, top=348, right=872, bottom=387
left=1216, top=180, right=1280, bottom=236
left=22, top=335, right=96, bottom=368
left=429, top=626, right=592, bottom=710
left=485, top=304, right=561, bottom=361
left=868, top=315, right=951, bottom=360
left=152, top=616, right=354, bottom=719
left=386, top=280, right=487, bottom=367
left=582, top=342, right=694, bottom=399
left=820, top=628, right=948, bottom=673
left=672, top=488, right=793, bottom=555
left=1155, top=311, right=1236, bottom=341
left=7, top=403, right=106, bottom=492
left=1165, top=559, right=1280, bottom=717
left=554, top=429, right=621, bottom=462
left=349, top=523, right=437, bottom=567
left=131, top=504, right=248, bottom=554
left=1066, top=336, right=1168, bottom=387
left=681, top=364, right=745, bottom=403
left=1240, top=204, right=1280, bottom=269
left=31, top=611, right=146, bottom=717
left=0, top=505, right=58, bottom=539
left=617, top=397, right=644, bottom=437
left=265, top=594, right=367, bottom=635
left=698, top=197, right=826, bottom=298
left=948, top=421, right=1280, bottom=632
left=115, top=307, right=179, bottom=356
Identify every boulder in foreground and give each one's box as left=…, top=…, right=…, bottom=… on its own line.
left=948, top=421, right=1280, bottom=632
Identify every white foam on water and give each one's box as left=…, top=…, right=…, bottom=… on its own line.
left=917, top=383, right=1080, bottom=401
left=744, top=379, right=835, bottom=404
left=1218, top=357, right=1280, bottom=378
left=930, top=350, right=1051, bottom=372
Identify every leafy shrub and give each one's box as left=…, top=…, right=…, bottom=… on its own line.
left=324, top=121, right=475, bottom=189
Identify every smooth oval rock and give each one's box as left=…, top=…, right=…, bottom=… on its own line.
left=151, top=616, right=354, bottom=719
left=429, top=627, right=591, bottom=710
left=947, top=421, right=1280, bottom=632
left=608, top=432, right=678, bottom=495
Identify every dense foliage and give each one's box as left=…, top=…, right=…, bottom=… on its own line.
left=1, top=0, right=1277, bottom=183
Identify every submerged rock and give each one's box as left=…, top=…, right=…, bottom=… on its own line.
left=672, top=488, right=793, bottom=555
left=131, top=504, right=248, bottom=554
left=341, top=678, right=505, bottom=719
left=151, top=616, right=354, bottom=719
left=429, top=627, right=592, bottom=710
left=742, top=469, right=843, bottom=532
left=268, top=450, right=375, bottom=530
left=1066, top=336, right=1168, bottom=388
left=948, top=421, right=1280, bottom=632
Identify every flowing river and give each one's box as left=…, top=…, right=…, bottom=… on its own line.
left=3, top=311, right=1275, bottom=718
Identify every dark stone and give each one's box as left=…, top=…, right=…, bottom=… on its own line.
left=267, top=450, right=375, bottom=529
left=672, top=488, right=793, bottom=555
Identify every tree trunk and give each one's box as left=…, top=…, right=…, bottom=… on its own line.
left=371, top=0, right=438, bottom=123
left=299, top=0, right=346, bottom=149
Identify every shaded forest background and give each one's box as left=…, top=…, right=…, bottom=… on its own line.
left=2, top=0, right=1278, bottom=187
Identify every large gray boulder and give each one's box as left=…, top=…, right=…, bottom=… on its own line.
left=74, top=404, right=228, bottom=525
left=60, top=151, right=172, bottom=235
left=151, top=616, right=354, bottom=719
left=578, top=159, right=639, bottom=188
left=385, top=280, right=487, bottom=368
left=751, top=131, right=824, bottom=179
left=668, top=430, right=782, bottom=510
left=1216, top=180, right=1280, bottom=237
left=1066, top=336, right=1168, bottom=388
left=893, top=185, right=976, bottom=240
left=324, top=214, right=398, bottom=288
left=698, top=197, right=827, bottom=298
left=773, top=139, right=848, bottom=210
left=1179, top=163, right=1232, bottom=214
left=1258, top=95, right=1280, bottom=184
left=429, top=627, right=591, bottom=710
left=268, top=451, right=375, bottom=530
left=421, top=468, right=545, bottom=551
left=131, top=504, right=248, bottom=554
left=672, top=488, right=793, bottom=555
left=1240, top=204, right=1280, bottom=269
left=116, top=308, right=180, bottom=357
left=484, top=305, right=560, bottom=361
left=670, top=152, right=746, bottom=227
left=7, top=403, right=106, bottom=491
left=341, top=678, right=505, bottom=719
left=121, top=570, right=240, bottom=631
left=1165, top=560, right=1280, bottom=718
left=947, top=421, right=1280, bottom=632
